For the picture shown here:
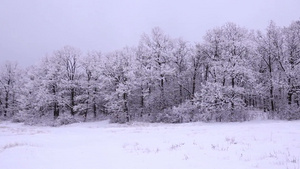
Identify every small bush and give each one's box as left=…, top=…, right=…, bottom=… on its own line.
left=156, top=101, right=197, bottom=123
left=109, top=111, right=129, bottom=124
left=12, top=111, right=27, bottom=123
left=278, top=104, right=300, bottom=120
left=52, top=113, right=78, bottom=126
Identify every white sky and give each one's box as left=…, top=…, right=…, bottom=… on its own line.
left=0, top=0, right=300, bottom=67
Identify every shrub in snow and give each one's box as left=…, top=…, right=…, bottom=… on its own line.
left=156, top=101, right=196, bottom=123
left=11, top=111, right=27, bottom=123
left=155, top=99, right=251, bottom=123
left=109, top=111, right=129, bottom=124
left=156, top=108, right=180, bottom=123
left=192, top=83, right=250, bottom=122
left=278, top=104, right=300, bottom=120
left=53, top=113, right=78, bottom=126
left=226, top=109, right=249, bottom=122
left=12, top=111, right=44, bottom=125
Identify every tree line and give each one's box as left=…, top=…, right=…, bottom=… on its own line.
left=1, top=20, right=300, bottom=124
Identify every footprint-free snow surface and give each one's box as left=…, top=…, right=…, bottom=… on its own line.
left=0, top=120, right=299, bottom=169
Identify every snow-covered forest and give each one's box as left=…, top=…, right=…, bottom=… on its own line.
left=1, top=20, right=300, bottom=125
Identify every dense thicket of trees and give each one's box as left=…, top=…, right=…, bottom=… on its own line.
left=1, top=20, right=300, bottom=124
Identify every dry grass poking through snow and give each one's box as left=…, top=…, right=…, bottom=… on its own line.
left=0, top=120, right=299, bottom=169
left=0, top=142, right=28, bottom=152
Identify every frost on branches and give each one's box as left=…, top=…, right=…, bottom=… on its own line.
left=1, top=21, right=300, bottom=125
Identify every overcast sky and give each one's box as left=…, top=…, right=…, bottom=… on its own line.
left=1, top=0, right=300, bottom=67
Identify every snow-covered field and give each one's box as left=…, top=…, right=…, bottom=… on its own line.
left=0, top=120, right=299, bottom=169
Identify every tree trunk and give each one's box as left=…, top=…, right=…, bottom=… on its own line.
left=267, top=55, right=275, bottom=113
left=231, top=77, right=235, bottom=110
left=123, top=93, right=129, bottom=122
left=84, top=100, right=88, bottom=121
left=0, top=99, right=2, bottom=116
left=140, top=86, right=144, bottom=117
left=54, top=102, right=59, bottom=119
left=93, top=87, right=97, bottom=118
left=53, top=85, right=59, bottom=119
left=160, top=74, right=165, bottom=110
left=205, top=65, right=209, bottom=81
left=288, top=91, right=292, bottom=105
left=179, top=84, right=183, bottom=103
left=287, top=78, right=293, bottom=105
left=270, top=85, right=275, bottom=112
left=70, top=88, right=75, bottom=116
left=4, top=91, right=8, bottom=117
left=192, top=68, right=197, bottom=99
left=93, top=102, right=97, bottom=118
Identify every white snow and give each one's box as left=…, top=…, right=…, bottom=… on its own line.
left=0, top=120, right=300, bottom=169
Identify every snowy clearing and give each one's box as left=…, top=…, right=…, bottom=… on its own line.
left=0, top=120, right=300, bottom=169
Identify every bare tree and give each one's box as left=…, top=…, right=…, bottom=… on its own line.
left=0, top=62, right=19, bottom=117
left=55, top=46, right=81, bottom=116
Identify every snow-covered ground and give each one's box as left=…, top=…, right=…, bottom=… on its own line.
left=0, top=120, right=299, bottom=169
